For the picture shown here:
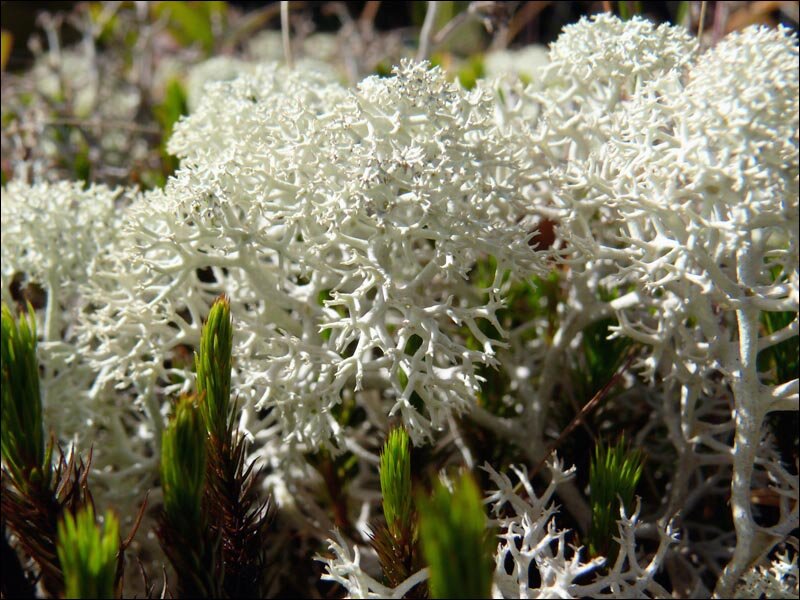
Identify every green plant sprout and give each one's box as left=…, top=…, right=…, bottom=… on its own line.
left=196, top=294, right=234, bottom=440
left=196, top=293, right=272, bottom=598
left=588, top=436, right=644, bottom=561
left=380, top=427, right=413, bottom=539
left=161, top=394, right=207, bottom=540
left=371, top=427, right=425, bottom=595
left=1, top=303, right=51, bottom=493
left=418, top=473, right=494, bottom=599
left=1, top=302, right=61, bottom=596
left=2, top=302, right=131, bottom=599
left=158, top=393, right=218, bottom=598
left=56, top=505, right=120, bottom=600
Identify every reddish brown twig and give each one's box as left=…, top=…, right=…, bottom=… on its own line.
left=531, top=347, right=639, bottom=479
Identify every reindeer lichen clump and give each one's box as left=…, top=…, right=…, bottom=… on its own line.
left=1, top=12, right=797, bottom=600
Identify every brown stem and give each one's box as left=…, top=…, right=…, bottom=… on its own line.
left=531, top=347, right=639, bottom=479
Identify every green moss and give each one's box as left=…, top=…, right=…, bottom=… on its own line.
left=56, top=506, right=119, bottom=600
left=160, top=394, right=207, bottom=540
left=380, top=428, right=413, bottom=538
left=1, top=303, right=50, bottom=493
left=588, top=436, right=644, bottom=560
left=418, top=473, right=494, bottom=599
left=195, top=295, right=233, bottom=439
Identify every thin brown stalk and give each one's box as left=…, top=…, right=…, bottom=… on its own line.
left=698, top=1, right=708, bottom=40
left=5, top=119, right=162, bottom=136
left=359, top=1, right=381, bottom=27
left=417, top=1, right=440, bottom=61
left=505, top=1, right=551, bottom=46
left=531, top=348, right=639, bottom=479
left=281, top=1, right=293, bottom=69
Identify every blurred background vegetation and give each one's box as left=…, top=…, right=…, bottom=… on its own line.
left=2, top=1, right=798, bottom=188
